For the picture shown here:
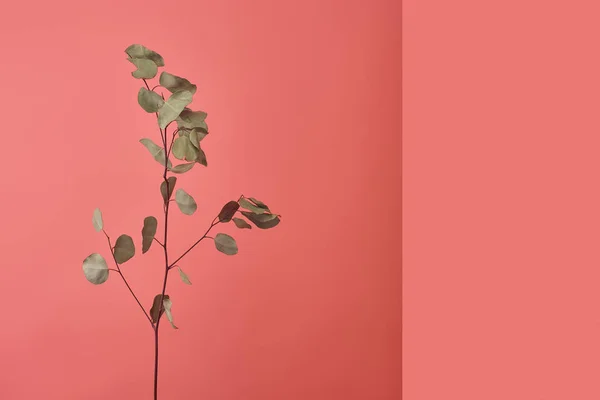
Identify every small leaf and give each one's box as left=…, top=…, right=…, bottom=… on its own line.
left=177, top=266, right=191, bottom=284
left=142, top=216, right=158, bottom=254
left=82, top=253, right=109, bottom=285
left=214, top=233, right=238, bottom=255
left=150, top=294, right=168, bottom=324
left=175, top=189, right=197, bottom=215
left=239, top=198, right=268, bottom=214
left=248, top=197, right=270, bottom=210
left=158, top=90, right=193, bottom=129
left=92, top=208, right=103, bottom=232
left=195, top=146, right=207, bottom=167
left=162, top=297, right=178, bottom=329
left=127, top=58, right=158, bottom=79
left=138, top=88, right=164, bottom=113
left=189, top=128, right=207, bottom=147
left=114, top=234, right=135, bottom=264
left=140, top=138, right=172, bottom=169
left=172, top=136, right=190, bottom=160
left=125, top=44, right=165, bottom=67
left=241, top=211, right=281, bottom=229
left=169, top=163, right=195, bottom=174
left=159, top=72, right=197, bottom=94
left=232, top=217, right=252, bottom=229
left=218, top=201, right=240, bottom=222
left=177, top=109, right=208, bottom=130
left=160, top=177, right=177, bottom=203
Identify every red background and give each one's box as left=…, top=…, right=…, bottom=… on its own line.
left=404, top=0, right=600, bottom=398
left=0, top=0, right=401, bottom=399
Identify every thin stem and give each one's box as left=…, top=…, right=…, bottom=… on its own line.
left=168, top=217, right=219, bottom=269
left=103, top=230, right=154, bottom=328
left=154, top=237, right=164, bottom=247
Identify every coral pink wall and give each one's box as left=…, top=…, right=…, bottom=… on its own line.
left=404, top=0, right=600, bottom=399
left=0, top=0, right=400, bottom=399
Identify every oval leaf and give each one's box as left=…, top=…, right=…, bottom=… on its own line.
left=241, top=211, right=281, bottom=229
left=158, top=90, right=193, bottom=129
left=142, top=216, right=158, bottom=254
left=177, top=266, right=192, bottom=285
left=160, top=177, right=177, bottom=204
left=162, top=297, right=178, bottom=329
left=214, top=233, right=238, bottom=255
left=175, top=189, right=197, bottom=215
left=138, top=87, right=164, bottom=113
left=82, top=253, right=109, bottom=285
left=232, top=217, right=252, bottom=229
left=140, top=138, right=172, bottom=168
left=127, top=58, right=158, bottom=79
left=195, top=146, right=207, bottom=167
left=150, top=294, right=168, bottom=324
left=172, top=136, right=190, bottom=160
left=92, top=208, right=103, bottom=232
left=189, top=128, right=207, bottom=148
left=248, top=197, right=270, bottom=210
left=239, top=198, right=268, bottom=214
left=176, top=109, right=208, bottom=130
left=114, top=234, right=135, bottom=264
left=159, top=72, right=197, bottom=94
left=169, top=162, right=195, bottom=174
left=218, top=201, right=240, bottom=222
left=125, top=44, right=165, bottom=67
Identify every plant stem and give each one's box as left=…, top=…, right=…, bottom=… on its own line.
left=168, top=218, right=219, bottom=268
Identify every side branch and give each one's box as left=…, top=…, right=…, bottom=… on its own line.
left=104, top=230, right=154, bottom=328
left=168, top=217, right=220, bottom=268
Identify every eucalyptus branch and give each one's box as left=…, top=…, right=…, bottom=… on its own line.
left=82, top=44, right=282, bottom=400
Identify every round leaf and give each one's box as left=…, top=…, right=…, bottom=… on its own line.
left=127, top=58, right=158, bottom=79
left=114, top=234, right=135, bottom=264
left=92, top=208, right=103, bottom=232
left=241, top=211, right=281, bottom=229
left=160, top=177, right=177, bottom=203
left=82, top=253, right=109, bottom=285
left=176, top=109, right=208, bottom=130
left=125, top=44, right=165, bottom=67
left=232, top=217, right=252, bottom=229
left=175, top=189, right=197, bottom=215
left=214, top=233, right=238, bottom=255
left=218, top=201, right=240, bottom=222
left=159, top=71, right=197, bottom=94
left=142, top=216, right=158, bottom=254
left=158, top=90, right=193, bottom=129
left=138, top=87, right=164, bottom=113
left=172, top=136, right=190, bottom=160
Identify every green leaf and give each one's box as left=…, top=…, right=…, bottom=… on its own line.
left=195, top=145, right=207, bottom=167
left=176, top=109, right=208, bottom=130
left=218, top=201, right=240, bottom=223
left=92, top=208, right=103, bottom=232
left=162, top=297, right=178, bottom=329
left=177, top=266, right=192, bottom=285
left=189, top=128, right=207, bottom=147
left=82, top=253, right=109, bottom=285
left=142, top=216, right=158, bottom=254
left=241, top=211, right=281, bottom=229
left=172, top=136, right=191, bottom=160
left=232, top=217, right=252, bottom=229
left=137, top=88, right=164, bottom=113
left=125, top=44, right=165, bottom=67
left=160, top=177, right=177, bottom=203
left=169, top=162, right=195, bottom=174
left=114, top=234, right=135, bottom=264
left=158, top=90, right=193, bottom=129
left=248, top=197, right=270, bottom=210
left=239, top=198, right=268, bottom=214
left=140, top=138, right=173, bottom=169
left=150, top=294, right=167, bottom=324
left=175, top=189, right=197, bottom=215
left=214, top=233, right=238, bottom=255
left=159, top=72, right=197, bottom=94
left=127, top=58, right=158, bottom=79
